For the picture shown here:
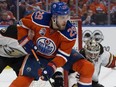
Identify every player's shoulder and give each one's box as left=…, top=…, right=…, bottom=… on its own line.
left=31, top=10, right=52, bottom=26
left=100, top=50, right=110, bottom=58
left=59, top=21, right=77, bottom=40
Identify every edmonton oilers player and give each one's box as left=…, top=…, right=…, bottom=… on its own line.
left=10, top=2, right=94, bottom=87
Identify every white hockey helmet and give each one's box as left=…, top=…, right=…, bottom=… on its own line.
left=84, top=39, right=100, bottom=61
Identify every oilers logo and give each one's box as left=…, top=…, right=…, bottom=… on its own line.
left=36, top=37, right=56, bottom=56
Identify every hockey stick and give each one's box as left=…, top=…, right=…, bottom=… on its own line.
left=31, top=49, right=54, bottom=87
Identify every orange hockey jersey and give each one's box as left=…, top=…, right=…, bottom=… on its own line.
left=17, top=10, right=77, bottom=67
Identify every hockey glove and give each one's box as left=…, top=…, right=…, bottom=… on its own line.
left=92, top=81, right=104, bottom=87
left=38, top=62, right=57, bottom=81
left=19, top=36, right=37, bottom=54
left=52, top=71, right=64, bottom=87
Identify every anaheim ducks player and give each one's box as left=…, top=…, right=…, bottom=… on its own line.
left=0, top=25, right=27, bottom=76
left=69, top=39, right=116, bottom=87
left=9, top=1, right=94, bottom=87
left=81, top=39, right=116, bottom=87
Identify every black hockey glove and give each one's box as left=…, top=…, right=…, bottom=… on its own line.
left=92, top=81, right=104, bottom=87
left=52, top=71, right=64, bottom=87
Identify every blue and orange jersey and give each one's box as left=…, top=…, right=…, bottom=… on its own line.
left=17, top=10, right=77, bottom=67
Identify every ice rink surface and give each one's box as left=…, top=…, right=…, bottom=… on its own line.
left=0, top=66, right=116, bottom=87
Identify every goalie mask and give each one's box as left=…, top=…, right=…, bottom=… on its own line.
left=51, top=2, right=70, bottom=30
left=84, top=39, right=100, bottom=61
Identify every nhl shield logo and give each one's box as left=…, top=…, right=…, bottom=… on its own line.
left=39, top=28, right=46, bottom=36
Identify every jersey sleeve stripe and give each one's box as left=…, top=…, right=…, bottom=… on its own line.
left=58, top=49, right=70, bottom=56
left=56, top=54, right=68, bottom=63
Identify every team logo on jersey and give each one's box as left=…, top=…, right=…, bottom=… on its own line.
left=26, top=67, right=31, bottom=72
left=39, top=28, right=46, bottom=36
left=36, top=37, right=56, bottom=56
left=83, top=30, right=104, bottom=43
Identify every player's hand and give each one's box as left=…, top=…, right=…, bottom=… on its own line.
left=38, top=62, right=57, bottom=81
left=19, top=36, right=37, bottom=54
left=23, top=39, right=37, bottom=54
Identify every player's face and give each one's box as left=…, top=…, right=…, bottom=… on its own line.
left=85, top=50, right=100, bottom=61
left=56, top=15, right=70, bottom=30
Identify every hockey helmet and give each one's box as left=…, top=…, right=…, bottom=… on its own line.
left=84, top=39, right=100, bottom=61
left=51, top=2, right=70, bottom=15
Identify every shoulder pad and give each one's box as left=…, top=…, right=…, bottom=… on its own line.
left=31, top=11, right=52, bottom=26
left=60, top=20, right=77, bottom=40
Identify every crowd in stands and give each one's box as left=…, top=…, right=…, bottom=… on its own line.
left=0, top=0, right=116, bottom=26
left=0, top=0, right=16, bottom=26
left=69, top=0, right=116, bottom=25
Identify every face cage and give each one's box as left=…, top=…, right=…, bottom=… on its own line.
left=85, top=49, right=100, bottom=61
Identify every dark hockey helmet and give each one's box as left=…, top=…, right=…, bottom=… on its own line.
left=84, top=39, right=100, bottom=61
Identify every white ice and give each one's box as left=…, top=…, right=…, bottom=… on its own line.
left=0, top=66, right=116, bottom=87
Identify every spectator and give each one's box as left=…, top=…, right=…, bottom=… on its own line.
left=110, top=0, right=116, bottom=13
left=78, top=0, right=89, bottom=17
left=24, top=0, right=42, bottom=16
left=109, top=0, right=116, bottom=25
left=82, top=10, right=95, bottom=25
left=110, top=10, right=116, bottom=25
left=19, top=0, right=26, bottom=19
left=0, top=0, right=16, bottom=21
left=0, top=11, right=15, bottom=25
left=6, top=0, right=17, bottom=19
left=67, top=0, right=76, bottom=16
left=91, top=7, right=107, bottom=25
left=89, top=0, right=107, bottom=14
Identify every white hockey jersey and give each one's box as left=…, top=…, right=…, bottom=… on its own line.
left=68, top=47, right=116, bottom=87
left=92, top=50, right=116, bottom=82
left=0, top=34, right=27, bottom=58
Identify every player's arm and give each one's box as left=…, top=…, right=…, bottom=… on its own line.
left=0, top=34, right=27, bottom=57
left=52, top=39, right=76, bottom=67
left=19, top=18, right=36, bottom=30
left=105, top=53, right=116, bottom=68
left=18, top=11, right=48, bottom=31
left=19, top=30, right=36, bottom=54
left=101, top=51, right=116, bottom=68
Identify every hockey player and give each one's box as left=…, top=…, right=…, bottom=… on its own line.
left=9, top=2, right=94, bottom=87
left=0, top=25, right=26, bottom=76
left=0, top=25, right=35, bottom=76
left=68, top=39, right=116, bottom=87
